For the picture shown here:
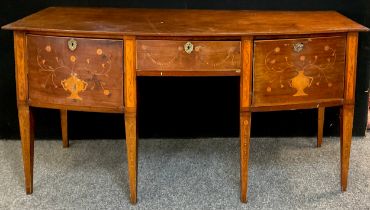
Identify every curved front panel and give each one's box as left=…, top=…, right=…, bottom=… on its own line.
left=27, top=35, right=124, bottom=111
left=136, top=40, right=241, bottom=73
left=252, top=36, right=346, bottom=107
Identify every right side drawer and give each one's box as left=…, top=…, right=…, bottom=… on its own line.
left=252, top=36, right=346, bottom=107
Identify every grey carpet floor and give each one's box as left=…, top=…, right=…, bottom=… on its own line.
left=1, top=136, right=370, bottom=209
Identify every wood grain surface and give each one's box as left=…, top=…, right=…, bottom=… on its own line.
left=2, top=7, right=369, bottom=37
left=136, top=40, right=240, bottom=72
left=253, top=36, right=346, bottom=107
left=344, top=32, right=359, bottom=105
left=340, top=32, right=359, bottom=192
left=27, top=35, right=124, bottom=110
left=240, top=37, right=253, bottom=203
left=317, top=107, right=325, bottom=147
left=60, top=109, right=68, bottom=148
left=4, top=7, right=369, bottom=204
left=14, top=31, right=35, bottom=194
left=124, top=36, right=138, bottom=204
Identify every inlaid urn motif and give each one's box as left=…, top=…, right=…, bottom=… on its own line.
left=26, top=35, right=123, bottom=109
left=289, top=70, right=313, bottom=96
left=61, top=73, right=88, bottom=101
left=262, top=42, right=338, bottom=97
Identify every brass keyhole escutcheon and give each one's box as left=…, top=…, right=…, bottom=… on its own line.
left=293, top=42, right=304, bottom=53
left=184, top=42, right=194, bottom=54
left=68, top=38, right=77, bottom=51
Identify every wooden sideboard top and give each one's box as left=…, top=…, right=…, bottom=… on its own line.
left=2, top=7, right=369, bottom=37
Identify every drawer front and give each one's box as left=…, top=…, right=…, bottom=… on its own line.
left=136, top=40, right=241, bottom=71
left=252, top=36, right=346, bottom=106
left=27, top=35, right=123, bottom=110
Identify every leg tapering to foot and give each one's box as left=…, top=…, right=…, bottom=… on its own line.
left=125, top=113, right=137, bottom=204
left=124, top=36, right=138, bottom=204
left=60, top=109, right=69, bottom=148
left=240, top=111, right=251, bottom=203
left=340, top=105, right=354, bottom=191
left=317, top=107, right=325, bottom=147
left=339, top=32, right=358, bottom=192
left=240, top=37, right=253, bottom=203
left=18, top=105, right=35, bottom=194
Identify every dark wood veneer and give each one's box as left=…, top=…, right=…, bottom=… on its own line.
left=253, top=36, right=346, bottom=106
left=3, top=8, right=368, bottom=36
left=136, top=40, right=241, bottom=72
left=27, top=35, right=124, bottom=110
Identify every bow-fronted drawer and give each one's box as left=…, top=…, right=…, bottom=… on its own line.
left=252, top=36, right=346, bottom=107
left=136, top=40, right=241, bottom=75
left=27, top=35, right=124, bottom=112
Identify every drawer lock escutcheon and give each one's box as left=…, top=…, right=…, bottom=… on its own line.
left=184, top=42, right=194, bottom=54
left=293, top=42, right=304, bottom=53
left=68, top=38, right=78, bottom=51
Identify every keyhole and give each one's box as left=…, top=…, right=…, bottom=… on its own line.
left=68, top=39, right=77, bottom=51
left=184, top=42, right=193, bottom=54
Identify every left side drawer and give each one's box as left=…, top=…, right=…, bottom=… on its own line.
left=27, top=35, right=124, bottom=111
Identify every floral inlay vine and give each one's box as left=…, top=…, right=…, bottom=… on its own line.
left=264, top=43, right=337, bottom=96
left=140, top=43, right=239, bottom=69
left=36, top=44, right=113, bottom=100
left=195, top=45, right=238, bottom=68
left=141, top=45, right=181, bottom=67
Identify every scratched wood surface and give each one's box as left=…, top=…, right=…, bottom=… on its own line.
left=136, top=40, right=241, bottom=73
left=2, top=7, right=368, bottom=37
left=27, top=35, right=124, bottom=110
left=252, top=36, right=346, bottom=107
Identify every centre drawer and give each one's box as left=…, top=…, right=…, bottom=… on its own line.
left=27, top=35, right=124, bottom=111
left=136, top=40, right=241, bottom=72
left=252, top=36, right=346, bottom=107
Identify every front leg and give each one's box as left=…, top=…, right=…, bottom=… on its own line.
left=125, top=112, right=137, bottom=203
left=18, top=105, right=35, bottom=194
left=14, top=31, right=35, bottom=194
left=340, top=32, right=359, bottom=191
left=240, top=111, right=251, bottom=202
left=240, top=37, right=253, bottom=203
left=340, top=105, right=354, bottom=191
left=124, top=36, right=138, bottom=204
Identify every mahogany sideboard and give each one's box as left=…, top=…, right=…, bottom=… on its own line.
left=2, top=7, right=369, bottom=204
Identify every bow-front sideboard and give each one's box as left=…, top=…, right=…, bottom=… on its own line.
left=2, top=7, right=369, bottom=203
